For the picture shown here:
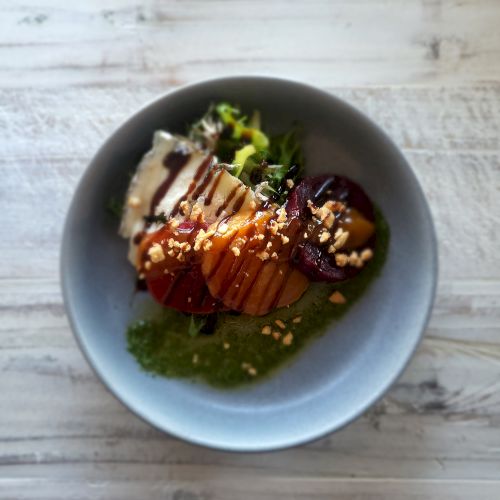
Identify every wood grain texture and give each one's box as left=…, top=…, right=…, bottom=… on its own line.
left=1, top=0, right=500, bottom=498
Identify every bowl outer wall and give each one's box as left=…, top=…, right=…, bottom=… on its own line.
left=61, top=76, right=438, bottom=452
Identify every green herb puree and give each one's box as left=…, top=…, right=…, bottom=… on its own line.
left=127, top=211, right=389, bottom=388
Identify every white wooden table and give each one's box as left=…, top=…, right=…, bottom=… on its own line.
left=1, top=1, right=500, bottom=498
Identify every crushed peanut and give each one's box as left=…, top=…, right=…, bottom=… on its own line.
left=335, top=253, right=349, bottom=267
left=328, top=244, right=336, bottom=254
left=271, top=252, right=278, bottom=260
left=257, top=233, right=265, bottom=240
left=334, top=231, right=349, bottom=250
left=292, top=315, right=302, bottom=324
left=286, top=179, right=294, bottom=189
left=248, top=367, right=257, bottom=376
left=307, top=200, right=318, bottom=215
left=179, top=200, right=190, bottom=216
left=223, top=342, right=230, bottom=349
left=256, top=251, right=270, bottom=261
left=268, top=220, right=279, bottom=235
left=334, top=228, right=344, bottom=239
left=283, top=332, right=294, bottom=346
left=261, top=325, right=272, bottom=335
left=319, top=231, right=331, bottom=244
left=323, top=212, right=335, bottom=229
left=316, top=206, right=330, bottom=222
left=361, top=248, right=374, bottom=261
left=170, top=218, right=179, bottom=229
left=167, top=249, right=175, bottom=257
left=304, top=232, right=308, bottom=239
left=272, top=331, right=282, bottom=341
left=275, top=319, right=286, bottom=330
left=144, top=261, right=152, bottom=270
left=202, top=239, right=213, bottom=251
left=231, top=246, right=241, bottom=257
left=281, top=234, right=290, bottom=245
left=349, top=251, right=364, bottom=268
left=148, top=243, right=166, bottom=263
left=277, top=208, right=287, bottom=223
left=329, top=291, right=347, bottom=304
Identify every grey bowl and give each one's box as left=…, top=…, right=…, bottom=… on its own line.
left=61, top=76, right=437, bottom=452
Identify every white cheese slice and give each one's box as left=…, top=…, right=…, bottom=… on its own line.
left=119, top=131, right=210, bottom=264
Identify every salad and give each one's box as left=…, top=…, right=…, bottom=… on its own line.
left=118, top=103, right=389, bottom=387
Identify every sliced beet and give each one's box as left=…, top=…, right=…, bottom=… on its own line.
left=286, top=175, right=374, bottom=222
left=286, top=175, right=376, bottom=283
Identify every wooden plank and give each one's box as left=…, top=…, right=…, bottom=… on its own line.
left=2, top=468, right=500, bottom=500
left=0, top=1, right=500, bottom=88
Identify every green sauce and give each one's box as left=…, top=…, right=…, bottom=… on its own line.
left=127, top=211, right=389, bottom=388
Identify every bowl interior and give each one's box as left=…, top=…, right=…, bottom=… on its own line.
left=62, top=77, right=436, bottom=451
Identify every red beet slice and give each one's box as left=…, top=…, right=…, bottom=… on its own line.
left=286, top=175, right=376, bottom=283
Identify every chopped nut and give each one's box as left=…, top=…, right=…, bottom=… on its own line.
left=179, top=200, right=190, bottom=216
left=272, top=331, right=282, bottom=341
left=248, top=366, right=257, bottom=376
left=329, top=291, right=347, bottom=304
left=324, top=212, right=335, bottom=229
left=319, top=231, right=331, bottom=244
left=167, top=249, right=175, bottom=257
left=275, top=319, right=286, bottom=330
left=266, top=241, right=273, bottom=249
left=350, top=251, right=364, bottom=268
left=127, top=195, right=141, bottom=208
left=316, top=206, right=330, bottom=222
left=283, top=332, right=294, bottom=346
left=334, top=231, right=349, bottom=250
left=170, top=218, right=179, bottom=229
left=286, top=179, right=294, bottom=189
left=176, top=253, right=186, bottom=262
left=292, top=315, right=302, bottom=324
left=168, top=238, right=175, bottom=248
left=335, top=253, right=349, bottom=267
left=323, top=200, right=336, bottom=211
left=202, top=239, right=213, bottom=251
left=144, top=260, right=152, bottom=270
left=268, top=220, right=279, bottom=235
left=281, top=234, right=290, bottom=245
left=334, top=228, right=344, bottom=239
left=223, top=342, right=230, bottom=349
left=218, top=223, right=229, bottom=234
left=328, top=244, right=336, bottom=254
left=261, top=325, right=272, bottom=335
left=257, top=233, right=265, bottom=240
left=307, top=200, right=318, bottom=215
left=361, top=248, right=374, bottom=261
left=148, top=243, right=166, bottom=263
left=277, top=208, right=287, bottom=223
left=256, top=251, right=270, bottom=261
left=190, top=203, right=203, bottom=221
left=192, top=354, right=199, bottom=364
left=303, top=232, right=308, bottom=239
left=271, top=252, right=278, bottom=260
left=231, top=246, right=241, bottom=257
